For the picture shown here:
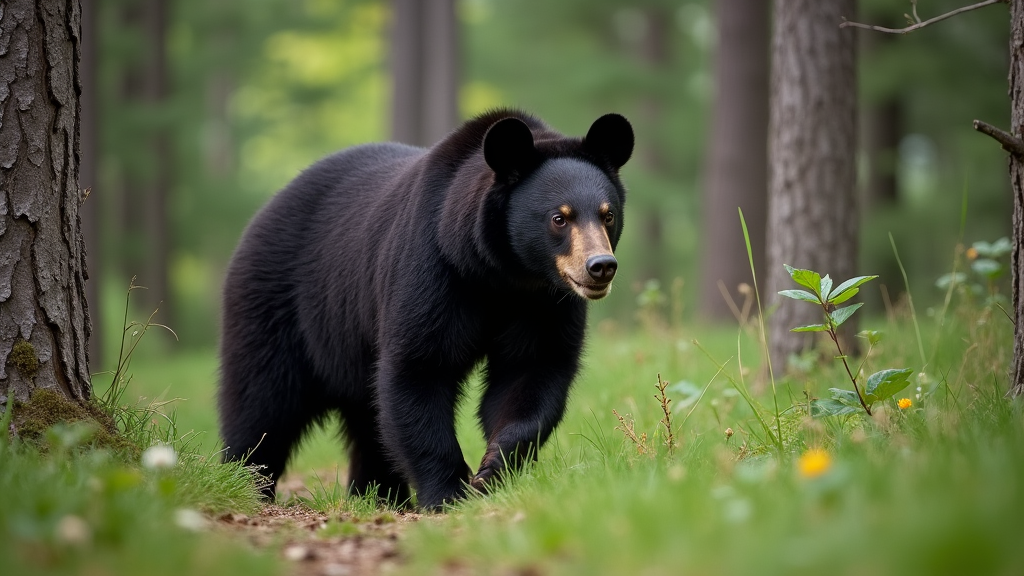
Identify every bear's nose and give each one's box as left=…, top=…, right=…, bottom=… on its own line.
left=586, top=254, right=617, bottom=282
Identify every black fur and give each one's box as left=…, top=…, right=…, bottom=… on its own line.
left=218, top=110, right=634, bottom=509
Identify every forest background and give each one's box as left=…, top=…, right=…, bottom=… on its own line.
left=86, top=0, right=1011, bottom=367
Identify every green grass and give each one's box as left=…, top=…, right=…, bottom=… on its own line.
left=392, top=307, right=1021, bottom=576
left=0, top=401, right=281, bottom=576
left=6, top=286, right=1017, bottom=575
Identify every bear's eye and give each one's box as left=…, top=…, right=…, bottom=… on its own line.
left=552, top=214, right=567, bottom=228
left=604, top=212, right=615, bottom=226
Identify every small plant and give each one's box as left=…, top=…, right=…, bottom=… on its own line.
left=936, top=237, right=1011, bottom=309
left=654, top=374, right=676, bottom=454
left=612, top=409, right=651, bottom=457
left=778, top=265, right=913, bottom=417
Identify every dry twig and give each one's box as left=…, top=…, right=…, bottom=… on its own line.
left=973, top=119, right=1024, bottom=157
left=840, top=0, right=1006, bottom=35
left=654, top=374, right=676, bottom=454
left=612, top=409, right=650, bottom=456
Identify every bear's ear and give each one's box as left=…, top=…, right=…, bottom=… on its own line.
left=584, top=114, right=634, bottom=170
left=484, top=117, right=538, bottom=180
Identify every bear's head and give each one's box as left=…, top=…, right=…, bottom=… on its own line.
left=484, top=114, right=634, bottom=300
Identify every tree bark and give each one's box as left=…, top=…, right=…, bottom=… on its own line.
left=1009, top=0, right=1024, bottom=395
left=767, top=0, right=859, bottom=365
left=0, top=0, right=91, bottom=404
left=390, top=0, right=459, bottom=147
left=700, top=0, right=770, bottom=320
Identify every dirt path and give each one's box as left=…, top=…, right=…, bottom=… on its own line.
left=215, top=475, right=425, bottom=576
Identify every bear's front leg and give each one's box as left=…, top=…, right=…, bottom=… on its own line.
left=472, top=355, right=577, bottom=492
left=374, top=360, right=473, bottom=510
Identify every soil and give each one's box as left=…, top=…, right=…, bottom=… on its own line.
left=215, top=474, right=425, bottom=576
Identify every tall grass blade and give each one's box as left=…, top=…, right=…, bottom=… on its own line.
left=739, top=208, right=782, bottom=452
left=889, top=232, right=928, bottom=367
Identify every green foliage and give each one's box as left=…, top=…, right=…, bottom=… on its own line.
left=779, top=265, right=913, bottom=416
left=396, top=312, right=1020, bottom=576
left=0, top=434, right=280, bottom=576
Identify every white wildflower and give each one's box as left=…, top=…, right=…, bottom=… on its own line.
left=174, top=508, right=208, bottom=532
left=142, top=444, right=177, bottom=470
left=55, top=515, right=91, bottom=545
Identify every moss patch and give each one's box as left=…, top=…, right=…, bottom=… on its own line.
left=8, top=340, right=39, bottom=377
left=12, top=388, right=137, bottom=456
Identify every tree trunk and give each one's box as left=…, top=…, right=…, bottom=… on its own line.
left=636, top=8, right=670, bottom=286
left=390, top=0, right=459, bottom=147
left=143, top=0, right=172, bottom=330
left=767, top=0, right=859, bottom=366
left=0, top=0, right=91, bottom=404
left=80, top=0, right=101, bottom=369
left=117, top=0, right=172, bottom=329
left=700, top=0, right=770, bottom=320
left=1009, top=0, right=1024, bottom=395
left=864, top=98, right=901, bottom=206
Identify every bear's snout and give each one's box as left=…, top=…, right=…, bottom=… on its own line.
left=586, top=254, right=617, bottom=282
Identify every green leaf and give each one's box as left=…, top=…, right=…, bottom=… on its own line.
left=784, top=264, right=822, bottom=296
left=971, top=259, right=1003, bottom=280
left=828, top=388, right=863, bottom=406
left=935, top=272, right=967, bottom=290
left=811, top=399, right=861, bottom=418
left=829, top=287, right=859, bottom=305
left=778, top=289, right=819, bottom=303
left=791, top=323, right=828, bottom=332
left=827, top=275, right=878, bottom=303
left=864, top=368, right=914, bottom=403
left=973, top=238, right=1011, bottom=259
left=991, top=237, right=1012, bottom=258
left=819, top=275, right=833, bottom=302
left=857, top=330, right=884, bottom=346
left=829, top=303, right=863, bottom=327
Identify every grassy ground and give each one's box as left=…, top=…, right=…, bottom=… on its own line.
left=3, top=288, right=1020, bottom=575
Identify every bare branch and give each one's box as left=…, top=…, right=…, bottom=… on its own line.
left=840, top=0, right=1005, bottom=35
left=974, top=119, right=1024, bottom=158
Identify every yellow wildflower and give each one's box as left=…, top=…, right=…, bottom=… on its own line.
left=966, top=247, right=979, bottom=260
left=797, top=448, right=832, bottom=479
left=897, top=398, right=912, bottom=410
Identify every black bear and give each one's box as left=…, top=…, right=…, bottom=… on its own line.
left=218, top=109, right=633, bottom=509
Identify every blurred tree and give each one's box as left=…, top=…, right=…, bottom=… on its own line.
left=0, top=0, right=91, bottom=403
left=81, top=0, right=102, bottom=366
left=116, top=0, right=172, bottom=329
left=390, top=0, right=459, bottom=145
left=767, top=0, right=859, bottom=365
left=1007, top=1, right=1024, bottom=396
left=699, top=0, right=769, bottom=321
left=463, top=0, right=711, bottom=317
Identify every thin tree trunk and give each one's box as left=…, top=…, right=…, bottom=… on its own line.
left=767, top=0, right=859, bottom=366
left=636, top=8, right=670, bottom=286
left=864, top=98, right=901, bottom=205
left=144, top=0, right=172, bottom=328
left=700, top=0, right=770, bottom=320
left=80, top=0, right=101, bottom=369
left=1008, top=0, right=1024, bottom=395
left=390, top=0, right=459, bottom=146
left=0, top=0, right=91, bottom=403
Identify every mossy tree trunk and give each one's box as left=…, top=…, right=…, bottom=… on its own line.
left=766, top=0, right=859, bottom=366
left=0, top=0, right=92, bottom=406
